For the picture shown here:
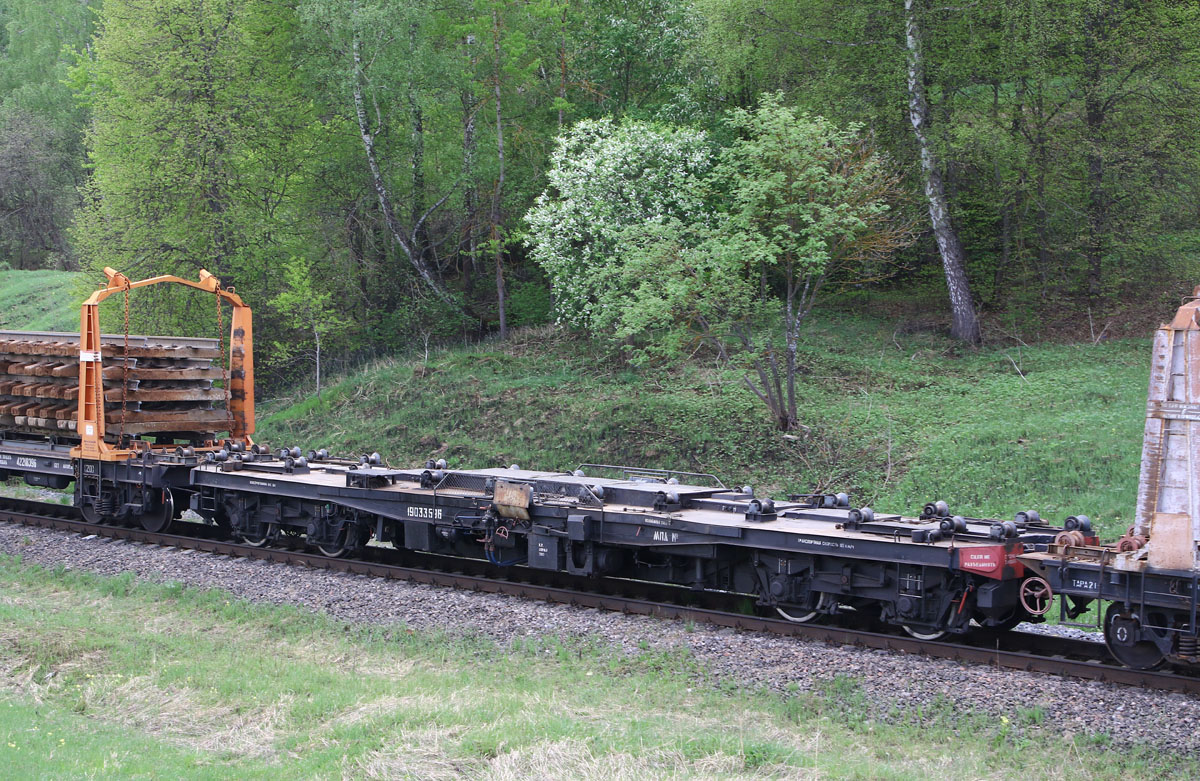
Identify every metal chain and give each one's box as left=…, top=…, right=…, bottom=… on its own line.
left=215, top=288, right=233, bottom=435
left=119, top=287, right=130, bottom=445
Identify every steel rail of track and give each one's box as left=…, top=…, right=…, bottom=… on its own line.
left=2, top=497, right=1199, bottom=696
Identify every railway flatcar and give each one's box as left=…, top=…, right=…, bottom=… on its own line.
left=1, top=267, right=1199, bottom=664
left=1020, top=289, right=1200, bottom=669
left=188, top=453, right=1071, bottom=640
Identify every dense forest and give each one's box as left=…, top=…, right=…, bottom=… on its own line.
left=2, top=1, right=1198, bottom=396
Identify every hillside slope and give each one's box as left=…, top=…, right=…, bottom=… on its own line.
left=258, top=310, right=1150, bottom=537
left=0, top=269, right=85, bottom=332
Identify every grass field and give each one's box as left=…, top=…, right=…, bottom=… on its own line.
left=0, top=557, right=1191, bottom=779
left=259, top=307, right=1150, bottom=538
left=0, top=269, right=85, bottom=332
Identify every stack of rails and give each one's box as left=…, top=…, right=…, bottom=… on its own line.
left=0, top=330, right=231, bottom=441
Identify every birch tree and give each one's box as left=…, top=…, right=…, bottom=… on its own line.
left=349, top=29, right=455, bottom=306
left=299, top=0, right=457, bottom=306
left=903, top=0, right=978, bottom=343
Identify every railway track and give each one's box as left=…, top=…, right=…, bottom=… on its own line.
left=3, top=496, right=1198, bottom=696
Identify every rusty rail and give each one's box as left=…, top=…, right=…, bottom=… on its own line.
left=1, top=497, right=1198, bottom=696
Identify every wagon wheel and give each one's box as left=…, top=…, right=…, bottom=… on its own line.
left=223, top=500, right=270, bottom=546
left=1104, top=604, right=1168, bottom=670
left=235, top=516, right=272, bottom=547
left=972, top=607, right=1026, bottom=638
left=239, top=527, right=272, bottom=547
left=80, top=501, right=101, bottom=524
left=139, top=489, right=174, bottom=534
left=902, top=625, right=947, bottom=642
left=314, top=524, right=367, bottom=558
left=315, top=529, right=349, bottom=558
left=776, top=592, right=834, bottom=624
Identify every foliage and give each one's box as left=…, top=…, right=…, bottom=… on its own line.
left=695, top=0, right=1200, bottom=311
left=527, top=94, right=912, bottom=428
left=0, top=0, right=95, bottom=269
left=69, top=0, right=321, bottom=343
left=524, top=117, right=715, bottom=331
left=0, top=0, right=1191, bottom=377
left=269, top=256, right=352, bottom=396
left=505, top=275, right=555, bottom=328
left=0, top=108, right=76, bottom=268
left=567, top=0, right=703, bottom=117
left=712, top=95, right=913, bottom=427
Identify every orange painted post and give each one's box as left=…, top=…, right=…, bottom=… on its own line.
left=76, top=296, right=106, bottom=458
left=229, top=305, right=255, bottom=438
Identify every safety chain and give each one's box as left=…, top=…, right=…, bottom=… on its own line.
left=119, top=286, right=130, bottom=444
left=215, top=288, right=233, bottom=434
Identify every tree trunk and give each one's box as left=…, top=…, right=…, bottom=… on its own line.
left=462, top=90, right=479, bottom=293
left=783, top=259, right=798, bottom=430
left=351, top=36, right=454, bottom=306
left=314, top=325, right=322, bottom=398
left=408, top=22, right=428, bottom=267
left=1082, top=6, right=1110, bottom=304
left=904, top=0, right=980, bottom=345
left=558, top=2, right=568, bottom=130
left=994, top=158, right=1011, bottom=299
left=462, top=35, right=480, bottom=297
left=1032, top=85, right=1052, bottom=299
left=991, top=83, right=1011, bottom=301
left=491, top=8, right=508, bottom=339
left=1084, top=99, right=1106, bottom=303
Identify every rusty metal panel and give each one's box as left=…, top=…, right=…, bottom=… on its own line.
left=1148, top=513, right=1194, bottom=570
left=1135, top=329, right=1170, bottom=535
left=494, top=480, right=533, bottom=521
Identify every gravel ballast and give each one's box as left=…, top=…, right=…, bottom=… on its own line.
left=1, top=520, right=1196, bottom=755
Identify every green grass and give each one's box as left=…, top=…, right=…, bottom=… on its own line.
left=0, top=269, right=85, bottom=332
left=0, top=557, right=1191, bottom=778
left=259, top=308, right=1149, bottom=539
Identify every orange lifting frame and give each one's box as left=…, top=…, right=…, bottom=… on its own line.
left=72, top=267, right=255, bottom=461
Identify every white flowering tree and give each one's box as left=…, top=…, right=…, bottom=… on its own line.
left=524, top=118, right=714, bottom=331
left=527, top=97, right=913, bottom=430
